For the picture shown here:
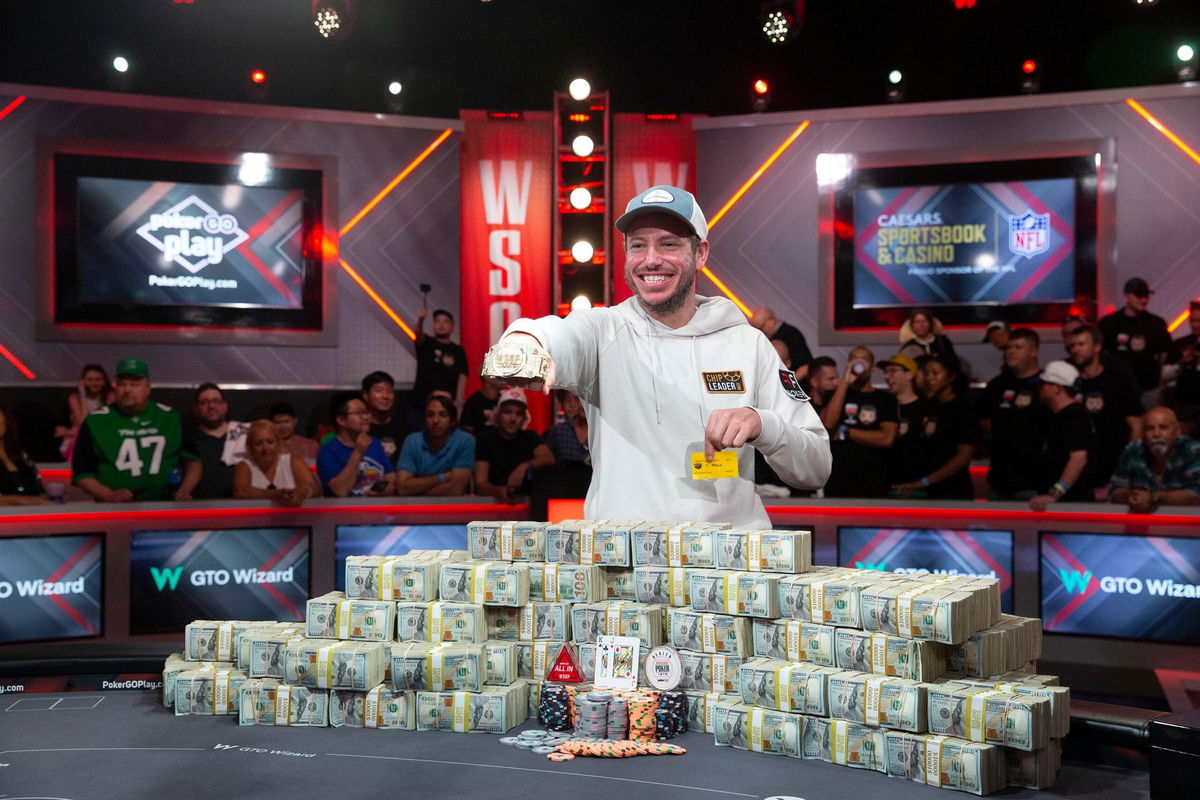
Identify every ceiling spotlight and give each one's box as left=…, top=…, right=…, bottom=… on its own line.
left=570, top=295, right=592, bottom=312
left=888, top=70, right=903, bottom=85
left=250, top=69, right=267, bottom=85
left=388, top=81, right=402, bottom=95
left=568, top=78, right=591, bottom=101
left=751, top=79, right=771, bottom=113
left=759, top=1, right=803, bottom=45
left=568, top=187, right=592, bottom=210
left=314, top=8, right=341, bottom=37
left=112, top=56, right=130, bottom=73
left=951, top=0, right=976, bottom=8
left=572, top=135, right=595, bottom=157
left=1134, top=0, right=1158, bottom=6
left=886, top=70, right=906, bottom=103
left=1020, top=59, right=1041, bottom=93
left=1179, top=44, right=1198, bottom=82
left=1179, top=45, right=1196, bottom=63
left=571, top=241, right=595, bottom=263
left=312, top=1, right=353, bottom=40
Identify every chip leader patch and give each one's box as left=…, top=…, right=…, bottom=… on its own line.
left=779, top=369, right=809, bottom=401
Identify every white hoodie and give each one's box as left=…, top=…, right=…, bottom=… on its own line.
left=504, top=295, right=831, bottom=527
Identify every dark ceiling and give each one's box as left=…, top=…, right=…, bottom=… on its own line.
left=1, top=0, right=1197, bottom=119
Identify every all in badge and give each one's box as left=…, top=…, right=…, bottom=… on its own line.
left=779, top=369, right=808, bottom=401
left=1009, top=210, right=1050, bottom=258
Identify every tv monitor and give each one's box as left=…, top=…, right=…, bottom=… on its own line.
left=838, top=526, right=1014, bottom=613
left=38, top=140, right=336, bottom=345
left=129, top=527, right=310, bottom=634
left=0, top=533, right=103, bottom=644
left=335, top=524, right=468, bottom=591
left=1040, top=531, right=1200, bottom=644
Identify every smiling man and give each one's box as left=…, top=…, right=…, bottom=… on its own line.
left=481, top=185, right=830, bottom=526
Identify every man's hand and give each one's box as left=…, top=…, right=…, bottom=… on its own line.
left=1128, top=488, right=1156, bottom=514
left=418, top=305, right=427, bottom=320
left=353, top=432, right=372, bottom=455
left=490, top=333, right=557, bottom=395
left=506, top=461, right=531, bottom=493
left=1029, top=493, right=1055, bottom=512
left=704, top=407, right=762, bottom=460
left=106, top=488, right=135, bottom=503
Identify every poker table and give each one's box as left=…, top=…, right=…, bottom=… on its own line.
left=0, top=689, right=1150, bottom=800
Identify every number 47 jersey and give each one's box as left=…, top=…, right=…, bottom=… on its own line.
left=73, top=402, right=185, bottom=500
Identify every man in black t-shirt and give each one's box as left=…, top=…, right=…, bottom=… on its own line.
left=461, top=376, right=504, bottom=435
left=177, top=383, right=249, bottom=500
left=1031, top=361, right=1092, bottom=510
left=750, top=307, right=814, bottom=380
left=1166, top=301, right=1200, bottom=435
left=473, top=389, right=555, bottom=504
left=410, top=307, right=469, bottom=432
left=805, top=357, right=839, bottom=414
left=362, top=371, right=407, bottom=465
left=978, top=328, right=1049, bottom=500
left=879, top=354, right=925, bottom=486
left=1067, top=325, right=1143, bottom=498
left=819, top=347, right=898, bottom=497
left=1097, top=277, right=1171, bottom=407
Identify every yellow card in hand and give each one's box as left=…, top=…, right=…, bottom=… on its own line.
left=691, top=450, right=739, bottom=479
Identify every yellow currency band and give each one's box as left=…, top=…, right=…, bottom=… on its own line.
left=993, top=681, right=1017, bottom=693
left=379, top=556, right=400, bottom=600
left=723, top=574, right=739, bottom=615
left=429, top=601, right=444, bottom=642
left=274, top=686, right=291, bottom=726
left=701, top=613, right=717, bottom=653
left=775, top=665, right=795, bottom=711
left=785, top=620, right=802, bottom=662
left=747, top=532, right=762, bottom=572
left=365, top=685, right=381, bottom=728
left=317, top=643, right=340, bottom=688
left=518, top=605, right=533, bottom=641
left=336, top=599, right=352, bottom=640
left=500, top=522, right=515, bottom=561
left=667, top=525, right=684, bottom=567
left=430, top=647, right=445, bottom=689
left=808, top=579, right=827, bottom=622
left=213, top=669, right=230, bottom=714
left=711, top=655, right=727, bottom=693
left=471, top=564, right=489, bottom=605
left=925, top=734, right=948, bottom=787
left=533, top=642, right=550, bottom=676
left=831, top=719, right=849, bottom=765
left=581, top=525, right=595, bottom=565
left=870, top=632, right=889, bottom=676
left=606, top=602, right=623, bottom=635
left=669, top=568, right=687, bottom=606
left=217, top=622, right=234, bottom=662
left=967, top=690, right=1002, bottom=743
left=453, top=691, right=471, bottom=733
left=865, top=675, right=886, bottom=727
left=749, top=707, right=765, bottom=752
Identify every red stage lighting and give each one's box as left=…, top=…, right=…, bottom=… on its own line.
left=250, top=69, right=267, bottom=84
left=952, top=0, right=976, bottom=8
left=1022, top=59, right=1037, bottom=74
left=567, top=113, right=591, bottom=123
left=754, top=79, right=770, bottom=95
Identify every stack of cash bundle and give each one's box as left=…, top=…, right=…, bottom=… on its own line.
left=238, top=678, right=328, bottom=727
left=415, top=680, right=530, bottom=733
left=469, top=521, right=547, bottom=562
left=174, top=664, right=246, bottom=716
left=236, top=623, right=305, bottom=678
left=571, top=600, right=663, bottom=649
left=163, top=652, right=232, bottom=709
left=390, top=642, right=487, bottom=692
left=487, top=601, right=572, bottom=642
left=439, top=561, right=531, bottom=607
left=397, top=600, right=488, bottom=643
left=306, top=592, right=396, bottom=642
left=330, top=685, right=416, bottom=729
left=345, top=550, right=468, bottom=602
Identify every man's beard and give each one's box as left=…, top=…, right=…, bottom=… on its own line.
left=626, top=262, right=698, bottom=316
left=1148, top=438, right=1171, bottom=458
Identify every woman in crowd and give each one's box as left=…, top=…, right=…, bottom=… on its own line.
left=57, top=364, right=115, bottom=459
left=898, top=308, right=958, bottom=364
left=891, top=355, right=976, bottom=499
left=395, top=394, right=474, bottom=496
left=232, top=419, right=319, bottom=505
left=1, top=405, right=50, bottom=505
left=544, top=389, right=590, bottom=468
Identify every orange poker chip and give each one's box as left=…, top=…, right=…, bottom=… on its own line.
left=547, top=752, right=575, bottom=762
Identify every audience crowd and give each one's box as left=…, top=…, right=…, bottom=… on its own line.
left=2, top=286, right=1198, bottom=513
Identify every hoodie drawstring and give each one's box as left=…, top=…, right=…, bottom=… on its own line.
left=646, top=316, right=663, bottom=424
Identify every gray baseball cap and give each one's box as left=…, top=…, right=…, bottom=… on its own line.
left=615, top=185, right=708, bottom=239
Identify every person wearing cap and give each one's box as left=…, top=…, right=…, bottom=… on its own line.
left=749, top=307, right=813, bottom=379
left=1097, top=277, right=1171, bottom=408
left=473, top=387, right=554, bottom=503
left=316, top=391, right=396, bottom=497
left=1030, top=360, right=1093, bottom=511
left=819, top=346, right=898, bottom=498
left=395, top=394, right=475, bottom=496
left=982, top=320, right=1009, bottom=352
left=978, top=328, right=1050, bottom=501
left=1109, top=407, right=1200, bottom=513
left=1066, top=324, right=1143, bottom=498
left=879, top=354, right=925, bottom=487
left=71, top=357, right=186, bottom=502
left=482, top=185, right=829, bottom=527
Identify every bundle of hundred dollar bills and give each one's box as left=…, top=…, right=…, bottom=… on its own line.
left=330, top=685, right=415, bottom=729
left=238, top=679, right=328, bottom=727
left=305, top=592, right=395, bottom=642
left=884, top=731, right=1006, bottom=795
left=925, top=684, right=1050, bottom=751
left=514, top=640, right=562, bottom=680
left=396, top=601, right=487, bottom=643
left=715, top=529, right=812, bottom=573
left=468, top=521, right=547, bottom=562
left=345, top=550, right=468, bottom=601
left=185, top=620, right=269, bottom=662
left=163, top=653, right=232, bottom=708
left=487, top=602, right=572, bottom=641
left=689, top=570, right=781, bottom=617
left=946, top=615, right=1043, bottom=678
left=736, top=658, right=839, bottom=717
left=801, top=717, right=887, bottom=770
left=281, top=639, right=386, bottom=690
left=439, top=561, right=530, bottom=607
left=571, top=600, right=663, bottom=648
left=634, top=566, right=693, bottom=607
left=236, top=624, right=305, bottom=678
left=668, top=607, right=751, bottom=658
left=415, top=681, right=529, bottom=733
left=678, top=650, right=745, bottom=694
left=632, top=522, right=729, bottom=568
left=174, top=665, right=246, bottom=716
left=527, top=563, right=607, bottom=603
left=714, top=699, right=805, bottom=758
left=390, top=642, right=485, bottom=692
left=545, top=520, right=632, bottom=567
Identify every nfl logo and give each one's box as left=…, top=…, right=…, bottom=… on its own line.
left=1009, top=211, right=1050, bottom=258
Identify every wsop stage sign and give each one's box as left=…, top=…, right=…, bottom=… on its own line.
left=0, top=534, right=103, bottom=644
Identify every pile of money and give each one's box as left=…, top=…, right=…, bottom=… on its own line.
left=389, top=642, right=485, bottom=692
left=331, top=685, right=415, bottom=729
left=835, top=628, right=947, bottom=682
left=346, top=551, right=466, bottom=602
left=528, top=563, right=606, bottom=603
left=604, top=568, right=637, bottom=600
left=632, top=522, right=727, bottom=568
left=546, top=520, right=631, bottom=566
left=514, top=641, right=563, bottom=679
left=737, top=658, right=838, bottom=716
left=778, top=567, right=879, bottom=627
left=667, top=608, right=751, bottom=658
left=716, top=529, right=812, bottom=573
left=571, top=601, right=663, bottom=648
left=185, top=620, right=265, bottom=662
left=483, top=641, right=519, bottom=685
left=174, top=666, right=246, bottom=716
left=396, top=601, right=487, bottom=643
left=468, top=521, right=546, bottom=562
left=926, top=685, right=1051, bottom=751
left=689, top=570, right=781, bottom=617
left=487, top=602, right=572, bottom=641
left=860, top=576, right=1000, bottom=645
left=884, top=731, right=1006, bottom=795
left=947, top=615, right=1043, bottom=678
left=1005, top=739, right=1061, bottom=790
left=306, top=592, right=395, bottom=642
left=163, top=653, right=232, bottom=708
left=238, top=679, right=328, bottom=727
left=802, top=717, right=887, bottom=770
left=752, top=618, right=831, bottom=663
left=439, top=561, right=530, bottom=607
left=677, top=650, right=745, bottom=694
left=713, top=699, right=804, bottom=758
left=943, top=678, right=1070, bottom=739
left=415, top=681, right=530, bottom=733
left=634, top=566, right=693, bottom=607
left=281, top=639, right=386, bottom=691
left=825, top=670, right=926, bottom=731
left=684, top=690, right=730, bottom=733
left=236, top=624, right=305, bottom=678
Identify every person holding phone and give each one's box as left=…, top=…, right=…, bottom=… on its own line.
left=410, top=291, right=468, bottom=432
left=317, top=392, right=396, bottom=497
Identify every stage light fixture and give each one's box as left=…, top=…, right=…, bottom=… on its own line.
left=568, top=78, right=591, bottom=101
left=250, top=69, right=267, bottom=84
left=312, top=1, right=353, bottom=40
left=952, top=0, right=976, bottom=8
left=886, top=70, right=906, bottom=103
left=759, top=1, right=803, bottom=45
left=1020, top=59, right=1041, bottom=93
left=751, top=78, right=772, bottom=112
left=112, top=56, right=130, bottom=73
left=570, top=295, right=592, bottom=312
left=571, top=241, right=594, bottom=263
left=568, top=187, right=592, bottom=210
left=1134, top=0, right=1158, bottom=6
left=1179, top=44, right=1198, bottom=82
left=572, top=135, right=595, bottom=157
left=388, top=81, right=402, bottom=95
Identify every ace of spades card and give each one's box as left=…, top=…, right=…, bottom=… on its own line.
left=595, top=635, right=640, bottom=691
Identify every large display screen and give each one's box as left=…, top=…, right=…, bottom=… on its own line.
left=838, top=526, right=1014, bottom=613
left=129, top=527, right=310, bottom=634
left=831, top=155, right=1098, bottom=330
left=51, top=150, right=326, bottom=331
left=335, top=524, right=467, bottom=592
left=1040, top=531, right=1200, bottom=644
left=0, top=534, right=103, bottom=644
